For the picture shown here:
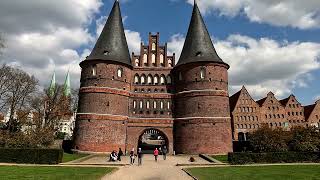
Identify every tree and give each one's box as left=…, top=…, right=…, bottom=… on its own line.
left=0, top=65, right=38, bottom=132
left=288, top=126, right=320, bottom=152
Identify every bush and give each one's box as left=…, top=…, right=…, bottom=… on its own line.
left=228, top=152, right=320, bottom=164
left=0, top=148, right=63, bottom=164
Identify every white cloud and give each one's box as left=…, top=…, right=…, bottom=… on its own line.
left=187, top=0, right=320, bottom=29
left=167, top=34, right=185, bottom=62
left=168, top=33, right=320, bottom=99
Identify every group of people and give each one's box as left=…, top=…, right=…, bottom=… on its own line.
left=109, top=148, right=124, bottom=162
left=110, top=146, right=168, bottom=165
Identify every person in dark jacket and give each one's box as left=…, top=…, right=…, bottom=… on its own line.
left=130, top=148, right=135, bottom=165
left=118, top=148, right=123, bottom=161
left=162, top=146, right=167, bottom=160
left=137, top=148, right=143, bottom=166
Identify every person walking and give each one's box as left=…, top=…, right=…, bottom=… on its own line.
left=154, top=148, right=159, bottom=162
left=130, top=148, right=135, bottom=165
left=137, top=148, right=143, bottom=166
left=162, top=146, right=167, bottom=160
left=118, top=148, right=123, bottom=161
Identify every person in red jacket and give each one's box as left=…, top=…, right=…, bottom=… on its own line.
left=154, top=148, right=159, bottom=162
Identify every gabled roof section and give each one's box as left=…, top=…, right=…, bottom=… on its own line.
left=229, top=89, right=242, bottom=112
left=256, top=97, right=267, bottom=106
left=279, top=96, right=291, bottom=106
left=86, top=0, right=131, bottom=67
left=175, top=1, right=228, bottom=68
left=304, top=104, right=316, bottom=120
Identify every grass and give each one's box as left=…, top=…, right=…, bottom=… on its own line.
left=0, top=166, right=115, bottom=180
left=62, top=153, right=89, bottom=163
left=186, top=165, right=320, bottom=180
left=212, top=155, right=228, bottom=163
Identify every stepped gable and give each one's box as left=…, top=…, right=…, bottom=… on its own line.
left=86, top=0, right=131, bottom=67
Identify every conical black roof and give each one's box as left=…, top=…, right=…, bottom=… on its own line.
left=176, top=1, right=228, bottom=68
left=86, top=0, right=131, bottom=67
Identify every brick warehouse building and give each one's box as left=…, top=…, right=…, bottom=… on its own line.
left=73, top=0, right=232, bottom=154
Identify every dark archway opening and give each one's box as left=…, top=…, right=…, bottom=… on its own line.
left=138, top=129, right=169, bottom=154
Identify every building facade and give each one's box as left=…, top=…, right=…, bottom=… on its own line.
left=73, top=1, right=233, bottom=154
left=230, top=86, right=320, bottom=141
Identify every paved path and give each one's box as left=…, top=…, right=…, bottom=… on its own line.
left=102, top=155, right=195, bottom=180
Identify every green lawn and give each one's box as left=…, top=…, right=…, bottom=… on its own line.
left=186, top=165, right=320, bottom=180
left=212, top=155, right=228, bottom=163
left=0, top=166, right=115, bottom=180
left=62, top=153, right=89, bottom=163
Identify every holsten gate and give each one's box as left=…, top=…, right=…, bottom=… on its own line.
left=73, top=1, right=233, bottom=154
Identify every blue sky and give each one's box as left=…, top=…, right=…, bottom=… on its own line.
left=0, top=0, right=319, bottom=105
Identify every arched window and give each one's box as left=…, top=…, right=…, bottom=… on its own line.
left=146, top=101, right=150, bottom=109
left=92, top=65, right=97, bottom=76
left=160, top=75, right=166, bottom=85
left=134, top=74, right=139, bottom=84
left=200, top=67, right=206, bottom=79
left=141, top=74, right=146, bottom=84
left=153, top=101, right=157, bottom=109
left=168, top=59, right=172, bottom=67
left=143, top=54, right=148, bottom=66
left=117, top=68, right=123, bottom=78
left=152, top=54, right=156, bottom=65
left=152, top=43, right=156, bottom=50
left=135, top=59, right=139, bottom=66
left=167, top=75, right=172, bottom=84
left=133, top=101, right=137, bottom=108
left=139, top=101, right=143, bottom=109
left=167, top=102, right=170, bottom=109
left=154, top=75, right=159, bottom=84
left=160, top=54, right=164, bottom=66
left=160, top=101, right=164, bottom=109
left=147, top=75, right=153, bottom=84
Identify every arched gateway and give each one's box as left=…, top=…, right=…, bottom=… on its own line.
left=138, top=129, right=169, bottom=154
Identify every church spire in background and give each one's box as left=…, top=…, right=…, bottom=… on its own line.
left=49, top=71, right=56, bottom=97
left=63, top=70, right=71, bottom=97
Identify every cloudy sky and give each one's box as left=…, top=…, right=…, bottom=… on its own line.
left=0, top=0, right=319, bottom=105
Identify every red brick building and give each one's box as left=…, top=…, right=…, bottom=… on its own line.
left=73, top=1, right=232, bottom=154
left=230, top=86, right=320, bottom=141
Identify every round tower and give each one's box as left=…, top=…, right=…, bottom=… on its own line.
left=173, top=1, right=232, bottom=154
left=73, top=1, right=132, bottom=152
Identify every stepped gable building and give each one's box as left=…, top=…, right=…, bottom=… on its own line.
left=73, top=0, right=233, bottom=154
left=230, top=86, right=320, bottom=141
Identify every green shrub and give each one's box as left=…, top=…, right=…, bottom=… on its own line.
left=0, top=148, right=63, bottom=164
left=228, top=152, right=320, bottom=164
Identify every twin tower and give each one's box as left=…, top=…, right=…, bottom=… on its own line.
left=74, top=1, right=232, bottom=154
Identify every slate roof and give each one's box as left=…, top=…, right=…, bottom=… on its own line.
left=175, top=1, right=228, bottom=68
left=86, top=0, right=131, bottom=67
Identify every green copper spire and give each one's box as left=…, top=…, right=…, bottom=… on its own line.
left=63, top=71, right=71, bottom=97
left=49, top=71, right=56, bottom=97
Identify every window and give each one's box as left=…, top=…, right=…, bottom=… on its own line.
left=160, top=76, right=166, bottom=85
left=167, top=102, right=170, bottom=109
left=152, top=43, right=156, bottom=50
left=141, top=75, right=146, bottom=84
left=160, top=101, right=164, bottom=109
left=154, top=76, right=159, bottom=84
left=153, top=101, right=157, bottom=109
left=152, top=54, right=156, bottom=65
left=134, top=75, right=139, bottom=84
left=160, top=54, right=164, bottom=66
left=139, top=101, right=143, bottom=109
left=117, top=68, right=123, bottom=78
left=92, top=65, right=97, bottom=76
left=143, top=54, right=148, bottom=66
left=135, top=59, right=139, bottom=66
left=168, top=59, right=172, bottom=67
left=146, top=101, right=150, bottom=109
left=200, top=67, right=206, bottom=79
left=167, top=75, right=172, bottom=84
left=147, top=75, right=153, bottom=84
left=133, top=101, right=137, bottom=108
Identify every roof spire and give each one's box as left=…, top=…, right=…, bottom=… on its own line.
left=63, top=70, right=71, bottom=97
left=86, top=0, right=131, bottom=66
left=176, top=1, right=229, bottom=68
left=49, top=71, right=56, bottom=97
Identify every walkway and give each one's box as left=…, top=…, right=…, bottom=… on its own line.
left=101, top=155, right=195, bottom=180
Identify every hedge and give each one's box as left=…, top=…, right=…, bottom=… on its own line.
left=0, top=148, right=63, bottom=164
left=228, top=152, right=320, bottom=164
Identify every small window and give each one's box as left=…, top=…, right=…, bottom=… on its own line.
left=92, top=65, right=97, bottom=76
left=153, top=101, right=157, bottom=109
left=141, top=75, right=146, bottom=84
left=133, top=101, right=137, bottom=108
left=152, top=54, right=156, bottom=65
left=167, top=102, right=170, bottom=109
left=168, top=59, right=172, bottom=67
left=146, top=101, right=150, bottom=109
left=160, top=76, right=166, bottom=85
left=143, top=54, right=148, bottom=66
left=135, top=59, right=139, bottom=66
left=139, top=101, right=143, bottom=109
left=200, top=67, right=205, bottom=79
left=147, top=75, right=153, bottom=84
left=160, top=54, right=164, bottom=66
left=117, top=68, right=123, bottom=78
left=160, top=101, right=164, bottom=109
left=152, top=43, right=156, bottom=51
left=167, top=75, right=172, bottom=84
left=134, top=75, right=139, bottom=84
left=154, top=76, right=159, bottom=84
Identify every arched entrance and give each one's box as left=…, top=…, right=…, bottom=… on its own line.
left=138, top=128, right=169, bottom=154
